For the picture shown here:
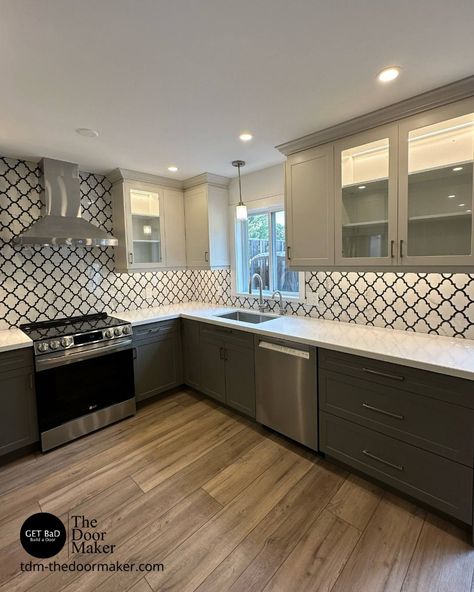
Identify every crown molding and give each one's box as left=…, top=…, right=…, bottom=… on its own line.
left=183, top=172, right=230, bottom=190
left=107, top=168, right=183, bottom=189
left=276, top=75, right=474, bottom=156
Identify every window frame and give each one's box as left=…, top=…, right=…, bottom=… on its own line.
left=233, top=204, right=305, bottom=301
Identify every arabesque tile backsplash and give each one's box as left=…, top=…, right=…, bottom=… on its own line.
left=1, top=156, right=473, bottom=338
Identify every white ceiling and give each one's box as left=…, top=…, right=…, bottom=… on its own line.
left=1, top=0, right=474, bottom=179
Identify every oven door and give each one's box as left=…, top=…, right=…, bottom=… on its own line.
left=35, top=342, right=135, bottom=432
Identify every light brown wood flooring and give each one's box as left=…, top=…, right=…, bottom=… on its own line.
left=0, top=390, right=473, bottom=592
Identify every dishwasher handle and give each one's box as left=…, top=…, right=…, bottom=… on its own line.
left=258, top=340, right=310, bottom=359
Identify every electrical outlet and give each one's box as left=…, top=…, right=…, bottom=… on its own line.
left=145, top=286, right=153, bottom=300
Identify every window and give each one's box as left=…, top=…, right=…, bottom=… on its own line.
left=236, top=209, right=300, bottom=297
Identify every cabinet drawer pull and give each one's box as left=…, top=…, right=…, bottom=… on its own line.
left=129, top=252, right=134, bottom=264
left=362, top=367, right=405, bottom=381
left=147, top=328, right=161, bottom=334
left=287, top=246, right=291, bottom=260
left=399, top=239, right=404, bottom=258
left=362, top=402, right=404, bottom=420
left=390, top=240, right=395, bottom=259
left=362, top=449, right=404, bottom=471
left=204, top=251, right=209, bottom=263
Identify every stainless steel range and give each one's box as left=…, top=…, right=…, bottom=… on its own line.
left=21, top=313, right=135, bottom=452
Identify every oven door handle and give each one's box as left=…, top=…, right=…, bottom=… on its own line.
left=35, top=340, right=133, bottom=371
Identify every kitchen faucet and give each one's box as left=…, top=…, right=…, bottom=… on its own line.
left=271, top=290, right=287, bottom=315
left=248, top=273, right=269, bottom=312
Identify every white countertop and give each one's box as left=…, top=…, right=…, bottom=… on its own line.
left=115, top=302, right=474, bottom=381
left=0, top=328, right=33, bottom=353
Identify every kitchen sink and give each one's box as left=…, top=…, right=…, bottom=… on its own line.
left=216, top=311, right=276, bottom=324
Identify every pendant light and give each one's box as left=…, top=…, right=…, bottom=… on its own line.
left=232, top=160, right=247, bottom=221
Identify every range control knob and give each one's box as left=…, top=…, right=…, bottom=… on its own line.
left=37, top=342, right=49, bottom=353
left=49, top=340, right=60, bottom=350
left=61, top=337, right=73, bottom=348
left=114, top=327, right=122, bottom=337
left=104, top=329, right=114, bottom=339
left=122, top=325, right=132, bottom=335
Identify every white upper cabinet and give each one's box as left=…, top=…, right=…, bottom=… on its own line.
left=110, top=172, right=186, bottom=272
left=184, top=181, right=230, bottom=268
left=285, top=144, right=334, bottom=268
left=398, top=98, right=474, bottom=266
left=334, top=124, right=399, bottom=266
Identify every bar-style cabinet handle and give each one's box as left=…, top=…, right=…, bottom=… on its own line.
left=362, top=367, right=405, bottom=381
left=362, top=449, right=404, bottom=471
left=287, top=246, right=291, bottom=260
left=399, top=239, right=404, bottom=258
left=362, top=401, right=404, bottom=420
left=129, top=252, right=134, bottom=264
left=390, top=240, right=395, bottom=258
left=204, top=251, right=209, bottom=263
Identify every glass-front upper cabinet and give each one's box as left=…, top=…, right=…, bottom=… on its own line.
left=128, top=187, right=163, bottom=266
left=398, top=98, right=474, bottom=266
left=334, top=124, right=398, bottom=265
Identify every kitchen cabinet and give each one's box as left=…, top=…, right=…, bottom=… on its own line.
left=181, top=319, right=201, bottom=389
left=319, top=348, right=474, bottom=530
left=198, top=324, right=255, bottom=417
left=0, top=349, right=38, bottom=457
left=334, top=124, right=398, bottom=266
left=285, top=144, right=335, bottom=268
left=398, top=97, right=474, bottom=266
left=133, top=320, right=182, bottom=402
left=110, top=170, right=186, bottom=272
left=184, top=180, right=230, bottom=268
left=284, top=96, right=474, bottom=270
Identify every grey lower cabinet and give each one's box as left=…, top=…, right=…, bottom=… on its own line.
left=0, top=348, right=38, bottom=456
left=197, top=324, right=256, bottom=418
left=181, top=319, right=201, bottom=389
left=133, top=320, right=182, bottom=402
left=318, top=348, right=474, bottom=534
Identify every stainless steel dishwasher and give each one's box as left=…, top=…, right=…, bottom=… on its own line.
left=255, top=337, right=318, bottom=451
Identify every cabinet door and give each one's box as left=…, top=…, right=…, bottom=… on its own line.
left=0, top=368, right=38, bottom=455
left=127, top=182, right=166, bottom=270
left=184, top=186, right=210, bottom=267
left=224, top=341, right=256, bottom=418
left=163, top=189, right=186, bottom=267
left=199, top=328, right=226, bottom=402
left=134, top=333, right=181, bottom=402
left=334, top=124, right=399, bottom=266
left=285, top=144, right=334, bottom=268
left=182, top=319, right=201, bottom=388
left=398, top=98, right=474, bottom=266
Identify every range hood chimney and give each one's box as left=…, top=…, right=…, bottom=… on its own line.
left=14, top=158, right=118, bottom=247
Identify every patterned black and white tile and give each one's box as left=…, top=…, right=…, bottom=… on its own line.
left=1, top=155, right=473, bottom=339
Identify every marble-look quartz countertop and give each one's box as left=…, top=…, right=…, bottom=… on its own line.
left=115, top=302, right=474, bottom=381
left=0, top=328, right=33, bottom=353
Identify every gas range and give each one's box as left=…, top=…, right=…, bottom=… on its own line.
left=21, top=312, right=133, bottom=358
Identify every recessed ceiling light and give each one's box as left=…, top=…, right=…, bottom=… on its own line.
left=358, top=185, right=366, bottom=189
left=453, top=166, right=463, bottom=171
left=458, top=203, right=466, bottom=207
left=167, top=166, right=178, bottom=172
left=467, top=209, right=472, bottom=213
left=448, top=194, right=456, bottom=198
left=377, top=67, right=401, bottom=83
left=76, top=128, right=99, bottom=138
left=239, top=133, right=253, bottom=142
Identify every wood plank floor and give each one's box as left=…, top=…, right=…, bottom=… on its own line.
left=0, top=390, right=473, bottom=592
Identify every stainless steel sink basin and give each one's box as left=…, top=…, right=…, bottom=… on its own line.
left=216, top=311, right=276, bottom=324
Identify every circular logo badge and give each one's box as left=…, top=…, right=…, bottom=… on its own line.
left=20, top=512, right=66, bottom=558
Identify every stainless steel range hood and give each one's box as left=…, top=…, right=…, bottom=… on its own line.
left=14, top=158, right=118, bottom=247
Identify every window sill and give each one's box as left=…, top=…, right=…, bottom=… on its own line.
left=233, top=291, right=305, bottom=303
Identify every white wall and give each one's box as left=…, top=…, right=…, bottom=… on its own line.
left=228, top=164, right=284, bottom=206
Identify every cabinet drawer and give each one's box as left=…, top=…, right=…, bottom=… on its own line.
left=0, top=348, right=33, bottom=373
left=319, top=369, right=474, bottom=466
left=133, top=320, right=179, bottom=342
left=319, top=348, right=474, bottom=409
left=320, top=412, right=473, bottom=524
left=199, top=324, right=253, bottom=348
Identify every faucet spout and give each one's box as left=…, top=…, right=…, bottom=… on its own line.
left=249, top=273, right=269, bottom=312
